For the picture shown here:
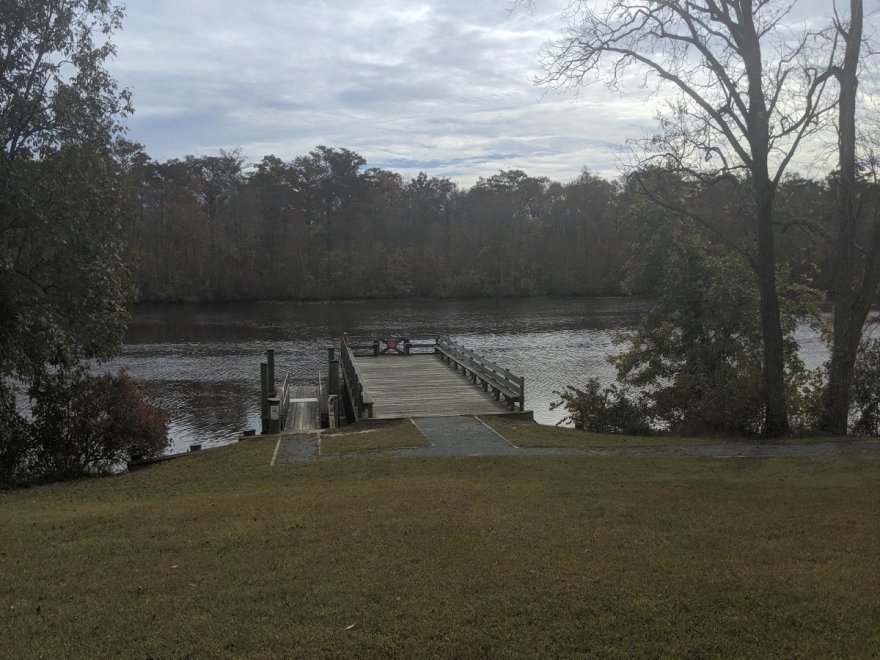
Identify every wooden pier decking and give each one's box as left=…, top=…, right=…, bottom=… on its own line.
left=265, top=335, right=526, bottom=433
left=285, top=384, right=321, bottom=431
left=355, top=355, right=513, bottom=419
left=339, top=335, right=526, bottom=422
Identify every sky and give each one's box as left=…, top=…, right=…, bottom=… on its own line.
left=108, top=0, right=868, bottom=186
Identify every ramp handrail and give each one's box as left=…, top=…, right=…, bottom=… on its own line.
left=279, top=370, right=292, bottom=430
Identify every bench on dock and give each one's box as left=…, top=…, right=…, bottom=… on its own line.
left=434, top=336, right=525, bottom=411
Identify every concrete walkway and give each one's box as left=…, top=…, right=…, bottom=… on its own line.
left=399, top=416, right=526, bottom=457
left=276, top=432, right=319, bottom=464
left=273, top=417, right=880, bottom=464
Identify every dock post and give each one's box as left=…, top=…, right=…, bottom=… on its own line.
left=260, top=362, right=269, bottom=434
left=328, top=347, right=340, bottom=428
left=328, top=347, right=339, bottom=395
left=266, top=349, right=276, bottom=396
left=519, top=376, right=526, bottom=411
left=268, top=397, right=281, bottom=434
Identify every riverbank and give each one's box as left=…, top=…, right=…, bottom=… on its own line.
left=2, top=434, right=878, bottom=657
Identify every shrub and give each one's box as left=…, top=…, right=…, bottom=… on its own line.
left=850, top=337, right=880, bottom=436
left=0, top=384, right=33, bottom=488
left=6, top=369, right=170, bottom=484
left=552, top=378, right=652, bottom=435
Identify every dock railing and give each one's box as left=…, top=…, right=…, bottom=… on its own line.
left=279, top=369, right=292, bottom=430
left=343, top=334, right=441, bottom=356
left=435, top=336, right=525, bottom=411
left=341, top=337, right=374, bottom=420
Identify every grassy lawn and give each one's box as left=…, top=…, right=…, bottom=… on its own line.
left=2, top=439, right=879, bottom=658
left=320, top=419, right=429, bottom=454
left=484, top=416, right=872, bottom=449
left=482, top=416, right=712, bottom=448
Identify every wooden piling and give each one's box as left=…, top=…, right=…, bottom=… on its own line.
left=260, top=362, right=269, bottom=434
left=266, top=349, right=276, bottom=397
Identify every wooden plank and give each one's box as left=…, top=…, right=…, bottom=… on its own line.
left=287, top=385, right=320, bottom=431
left=353, top=354, right=513, bottom=419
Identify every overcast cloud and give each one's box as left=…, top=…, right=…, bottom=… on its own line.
left=109, top=0, right=870, bottom=185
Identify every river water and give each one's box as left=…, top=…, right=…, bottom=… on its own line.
left=104, top=298, right=827, bottom=453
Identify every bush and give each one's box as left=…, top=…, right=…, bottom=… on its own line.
left=0, top=384, right=32, bottom=488
left=850, top=337, right=880, bottom=436
left=552, top=379, right=652, bottom=435
left=1, top=369, right=169, bottom=486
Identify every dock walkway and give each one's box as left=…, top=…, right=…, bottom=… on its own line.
left=355, top=355, right=512, bottom=419
left=285, top=384, right=320, bottom=431
left=340, top=335, right=527, bottom=422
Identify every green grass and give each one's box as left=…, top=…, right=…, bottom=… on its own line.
left=482, top=416, right=712, bottom=448
left=2, top=438, right=879, bottom=658
left=484, top=416, right=873, bottom=449
left=320, top=419, right=429, bottom=454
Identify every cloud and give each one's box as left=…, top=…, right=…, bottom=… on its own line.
left=108, top=0, right=871, bottom=185
left=110, top=0, right=633, bottom=182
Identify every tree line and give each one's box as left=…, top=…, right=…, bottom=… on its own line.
left=118, top=143, right=850, bottom=304
left=119, top=145, right=628, bottom=301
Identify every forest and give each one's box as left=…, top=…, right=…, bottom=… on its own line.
left=118, top=143, right=835, bottom=303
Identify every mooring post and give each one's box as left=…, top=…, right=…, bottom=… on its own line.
left=328, top=347, right=340, bottom=428
left=266, top=349, right=276, bottom=397
left=260, top=362, right=269, bottom=434
left=519, top=375, right=526, bottom=411
left=328, top=347, right=339, bottom=397
left=267, top=396, right=281, bottom=434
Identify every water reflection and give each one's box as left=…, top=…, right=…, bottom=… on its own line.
left=106, top=298, right=827, bottom=452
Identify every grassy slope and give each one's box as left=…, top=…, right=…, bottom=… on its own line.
left=482, top=416, right=710, bottom=448
left=2, top=438, right=879, bottom=658
left=484, top=416, right=867, bottom=449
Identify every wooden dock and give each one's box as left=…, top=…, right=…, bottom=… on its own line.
left=284, top=384, right=321, bottom=431
left=339, top=335, right=526, bottom=422
left=262, top=335, right=526, bottom=433
left=355, top=355, right=513, bottom=418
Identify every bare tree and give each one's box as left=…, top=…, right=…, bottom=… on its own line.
left=823, top=0, right=873, bottom=434
left=538, top=0, right=837, bottom=435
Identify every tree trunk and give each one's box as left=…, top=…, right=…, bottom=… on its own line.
left=823, top=0, right=865, bottom=435
left=825, top=306, right=862, bottom=434
left=739, top=5, right=788, bottom=436
left=755, top=181, right=788, bottom=436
